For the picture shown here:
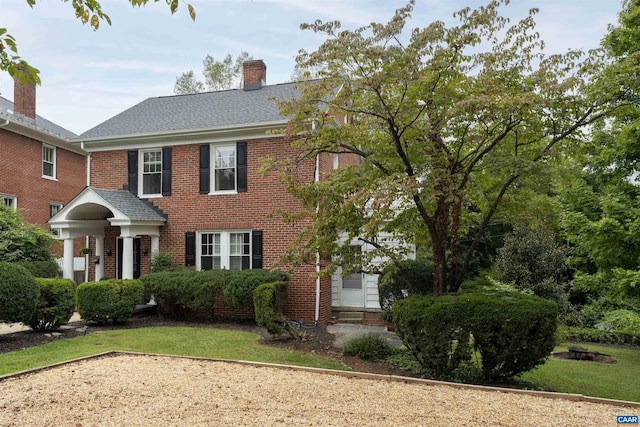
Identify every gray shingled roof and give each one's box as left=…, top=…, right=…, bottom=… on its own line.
left=78, top=82, right=301, bottom=140
left=92, top=188, right=167, bottom=222
left=0, top=96, right=77, bottom=140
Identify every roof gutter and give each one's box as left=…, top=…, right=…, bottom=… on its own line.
left=1, top=117, right=85, bottom=155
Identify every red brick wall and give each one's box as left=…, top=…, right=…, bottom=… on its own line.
left=0, top=129, right=86, bottom=255
left=89, top=136, right=332, bottom=324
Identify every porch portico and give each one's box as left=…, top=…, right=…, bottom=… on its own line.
left=49, top=187, right=166, bottom=281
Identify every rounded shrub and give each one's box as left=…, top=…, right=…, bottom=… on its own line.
left=392, top=291, right=558, bottom=381
left=76, top=279, right=143, bottom=323
left=378, top=259, right=433, bottom=320
left=253, top=281, right=289, bottom=336
left=15, top=260, right=61, bottom=278
left=0, top=262, right=39, bottom=324
left=222, top=269, right=289, bottom=308
left=28, top=278, right=75, bottom=331
left=391, top=295, right=472, bottom=377
left=341, top=332, right=398, bottom=361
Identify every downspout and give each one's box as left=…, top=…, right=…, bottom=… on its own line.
left=82, top=142, right=90, bottom=282
left=313, top=121, right=321, bottom=324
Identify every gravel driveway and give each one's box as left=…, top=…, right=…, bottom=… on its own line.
left=0, top=354, right=630, bottom=426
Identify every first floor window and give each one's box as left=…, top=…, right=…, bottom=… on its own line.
left=141, top=149, right=162, bottom=196
left=42, top=144, right=56, bottom=179
left=1, top=194, right=16, bottom=209
left=199, top=231, right=250, bottom=270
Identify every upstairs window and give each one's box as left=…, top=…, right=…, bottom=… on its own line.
left=213, top=145, right=236, bottom=192
left=1, top=194, right=17, bottom=209
left=42, top=144, right=56, bottom=179
left=199, top=142, right=246, bottom=194
left=140, top=149, right=162, bottom=197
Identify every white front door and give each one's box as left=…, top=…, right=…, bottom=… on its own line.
left=340, top=271, right=364, bottom=307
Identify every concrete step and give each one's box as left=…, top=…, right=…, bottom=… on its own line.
left=336, top=311, right=364, bottom=324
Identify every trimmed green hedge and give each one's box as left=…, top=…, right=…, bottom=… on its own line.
left=392, top=291, right=558, bottom=380
left=0, top=262, right=39, bottom=323
left=76, top=279, right=143, bottom=323
left=141, top=269, right=289, bottom=316
left=28, top=278, right=75, bottom=331
left=14, top=260, right=61, bottom=278
left=253, top=281, right=289, bottom=336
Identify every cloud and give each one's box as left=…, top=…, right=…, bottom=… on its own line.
left=83, top=60, right=186, bottom=74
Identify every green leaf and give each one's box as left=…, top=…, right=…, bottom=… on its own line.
left=188, top=3, right=196, bottom=21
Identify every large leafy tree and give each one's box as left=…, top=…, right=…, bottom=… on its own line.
left=1, top=0, right=195, bottom=84
left=273, top=0, right=639, bottom=295
left=559, top=0, right=640, bottom=301
left=174, top=52, right=252, bottom=94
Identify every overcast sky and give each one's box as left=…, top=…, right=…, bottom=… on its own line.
left=0, top=0, right=622, bottom=135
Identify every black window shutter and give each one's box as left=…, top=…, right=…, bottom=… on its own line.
left=199, top=145, right=210, bottom=194
left=185, top=231, right=196, bottom=267
left=127, top=151, right=138, bottom=195
left=237, top=141, right=247, bottom=193
left=251, top=230, right=263, bottom=269
left=162, top=147, right=172, bottom=196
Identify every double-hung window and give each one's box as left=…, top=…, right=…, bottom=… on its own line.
left=42, top=144, right=56, bottom=179
left=198, top=231, right=251, bottom=270
left=199, top=142, right=246, bottom=194
left=140, top=149, right=162, bottom=197
left=213, top=145, right=236, bottom=192
left=1, top=194, right=17, bottom=209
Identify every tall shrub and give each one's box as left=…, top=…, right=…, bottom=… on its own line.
left=28, top=278, right=75, bottom=331
left=0, top=262, right=39, bottom=323
left=76, top=279, right=143, bottom=323
left=253, top=281, right=289, bottom=336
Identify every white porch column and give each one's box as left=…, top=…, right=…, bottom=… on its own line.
left=63, top=238, right=74, bottom=280
left=121, top=236, right=134, bottom=279
left=150, top=235, right=160, bottom=255
left=94, top=235, right=104, bottom=281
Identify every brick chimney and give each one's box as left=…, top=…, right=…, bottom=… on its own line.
left=243, top=60, right=266, bottom=91
left=13, top=74, right=36, bottom=119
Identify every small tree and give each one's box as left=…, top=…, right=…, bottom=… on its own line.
left=495, top=222, right=569, bottom=301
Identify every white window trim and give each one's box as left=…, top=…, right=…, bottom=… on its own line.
left=196, top=230, right=251, bottom=270
left=138, top=148, right=163, bottom=198
left=209, top=143, right=237, bottom=195
left=1, top=194, right=17, bottom=210
left=42, top=144, right=57, bottom=180
left=50, top=202, right=63, bottom=217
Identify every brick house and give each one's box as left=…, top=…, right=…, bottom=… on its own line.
left=0, top=77, right=87, bottom=275
left=50, top=60, right=401, bottom=324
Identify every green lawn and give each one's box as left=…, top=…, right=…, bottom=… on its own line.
left=521, top=343, right=640, bottom=402
left=0, top=326, right=347, bottom=376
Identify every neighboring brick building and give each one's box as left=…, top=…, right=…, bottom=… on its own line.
left=0, top=77, right=86, bottom=268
